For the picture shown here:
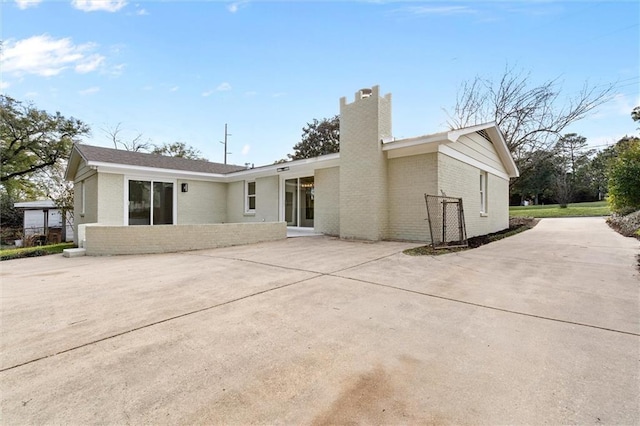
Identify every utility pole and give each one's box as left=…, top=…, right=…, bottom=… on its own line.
left=219, top=123, right=232, bottom=164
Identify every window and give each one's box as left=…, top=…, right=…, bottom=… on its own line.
left=128, top=179, right=174, bottom=225
left=245, top=181, right=256, bottom=213
left=480, top=172, right=488, bottom=214
left=80, top=181, right=85, bottom=215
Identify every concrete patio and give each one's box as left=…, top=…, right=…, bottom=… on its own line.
left=1, top=217, right=638, bottom=424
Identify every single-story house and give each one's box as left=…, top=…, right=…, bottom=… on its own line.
left=13, top=200, right=75, bottom=244
left=65, top=86, right=519, bottom=255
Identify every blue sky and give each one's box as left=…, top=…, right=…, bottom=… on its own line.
left=2, top=0, right=638, bottom=166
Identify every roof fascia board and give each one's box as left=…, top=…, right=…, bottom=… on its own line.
left=64, top=148, right=83, bottom=181
left=91, top=162, right=228, bottom=181
left=385, top=142, right=439, bottom=159
left=87, top=153, right=341, bottom=183
left=445, top=122, right=519, bottom=178
left=382, top=132, right=447, bottom=152
left=439, top=145, right=511, bottom=180
left=14, top=201, right=56, bottom=209
left=447, top=122, right=495, bottom=142
left=228, top=154, right=340, bottom=180
left=74, top=167, right=97, bottom=183
left=485, top=126, right=519, bottom=177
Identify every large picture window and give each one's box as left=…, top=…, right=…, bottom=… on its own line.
left=128, top=179, right=174, bottom=225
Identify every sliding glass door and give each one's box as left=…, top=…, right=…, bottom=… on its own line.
left=284, top=176, right=314, bottom=227
left=128, top=180, right=174, bottom=225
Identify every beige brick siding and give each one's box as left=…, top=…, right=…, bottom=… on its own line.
left=97, top=173, right=124, bottom=225
left=339, top=86, right=392, bottom=240
left=226, top=176, right=279, bottom=223
left=387, top=153, right=438, bottom=242
left=74, top=174, right=98, bottom=241
left=177, top=179, right=227, bottom=224
left=84, top=222, right=286, bottom=256
left=256, top=176, right=279, bottom=222
left=226, top=181, right=246, bottom=222
left=437, top=153, right=509, bottom=238
left=315, top=167, right=340, bottom=235
left=487, top=173, right=510, bottom=233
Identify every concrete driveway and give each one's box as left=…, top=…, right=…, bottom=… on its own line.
left=1, top=217, right=638, bottom=424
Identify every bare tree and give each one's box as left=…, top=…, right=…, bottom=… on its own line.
left=104, top=123, right=151, bottom=152
left=447, top=65, right=615, bottom=185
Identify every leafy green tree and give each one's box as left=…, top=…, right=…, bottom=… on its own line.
left=151, top=142, right=205, bottom=160
left=0, top=191, right=22, bottom=229
left=510, top=150, right=556, bottom=204
left=552, top=133, right=594, bottom=206
left=1, top=95, right=89, bottom=189
left=632, top=106, right=640, bottom=124
left=586, top=145, right=617, bottom=200
left=288, top=115, right=339, bottom=160
left=607, top=137, right=640, bottom=213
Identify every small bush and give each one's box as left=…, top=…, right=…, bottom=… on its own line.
left=608, top=139, right=640, bottom=213
left=0, top=243, right=74, bottom=261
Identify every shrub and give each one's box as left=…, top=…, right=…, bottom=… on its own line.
left=608, top=139, right=640, bottom=213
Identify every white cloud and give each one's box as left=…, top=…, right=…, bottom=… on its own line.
left=202, top=90, right=214, bottom=97
left=216, top=82, right=232, bottom=91
left=71, top=0, right=127, bottom=12
left=0, top=81, right=11, bottom=90
left=397, top=5, right=476, bottom=16
left=612, top=92, right=639, bottom=116
left=170, top=86, right=179, bottom=92
left=79, top=86, right=100, bottom=95
left=241, top=144, right=250, bottom=155
left=109, top=63, right=126, bottom=77
left=227, top=1, right=249, bottom=13
left=75, top=54, right=105, bottom=73
left=1, top=35, right=106, bottom=77
left=24, top=91, right=39, bottom=98
left=15, top=0, right=41, bottom=9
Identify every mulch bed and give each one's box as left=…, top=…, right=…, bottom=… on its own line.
left=404, top=217, right=539, bottom=256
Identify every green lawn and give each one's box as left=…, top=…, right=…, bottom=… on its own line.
left=0, top=243, right=74, bottom=261
left=509, top=200, right=610, bottom=218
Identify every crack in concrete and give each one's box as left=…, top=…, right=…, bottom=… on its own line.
left=3, top=247, right=637, bottom=373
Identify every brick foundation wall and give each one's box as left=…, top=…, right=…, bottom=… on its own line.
left=84, top=222, right=286, bottom=256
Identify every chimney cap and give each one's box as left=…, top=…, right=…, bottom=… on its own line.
left=359, top=88, right=373, bottom=98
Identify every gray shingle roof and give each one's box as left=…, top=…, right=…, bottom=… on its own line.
left=74, top=144, right=247, bottom=174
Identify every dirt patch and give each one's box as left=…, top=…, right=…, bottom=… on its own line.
left=404, top=217, right=539, bottom=256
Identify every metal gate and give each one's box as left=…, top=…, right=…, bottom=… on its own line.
left=424, top=194, right=468, bottom=249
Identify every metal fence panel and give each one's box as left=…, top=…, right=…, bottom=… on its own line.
left=425, top=194, right=468, bottom=249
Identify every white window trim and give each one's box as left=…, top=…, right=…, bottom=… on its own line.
left=480, top=171, right=488, bottom=215
left=124, top=176, right=177, bottom=225
left=245, top=180, right=256, bottom=214
left=80, top=181, right=86, bottom=215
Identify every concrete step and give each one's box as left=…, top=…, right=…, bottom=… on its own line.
left=63, top=248, right=86, bottom=258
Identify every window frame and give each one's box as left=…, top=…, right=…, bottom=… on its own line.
left=480, top=171, right=488, bottom=215
left=80, top=181, right=86, bottom=215
left=245, top=180, right=256, bottom=214
left=125, top=176, right=177, bottom=226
